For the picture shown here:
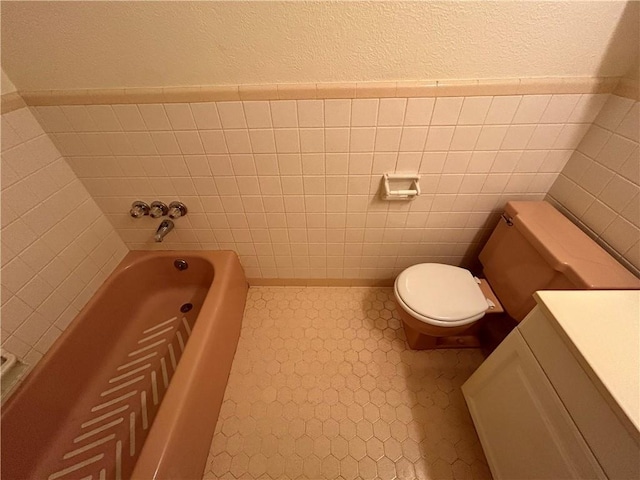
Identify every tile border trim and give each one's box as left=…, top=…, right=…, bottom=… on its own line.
left=2, top=76, right=636, bottom=113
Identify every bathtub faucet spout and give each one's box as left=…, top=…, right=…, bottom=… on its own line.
left=154, top=219, right=174, bottom=242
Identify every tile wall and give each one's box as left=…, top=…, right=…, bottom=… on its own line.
left=547, top=95, right=639, bottom=275
left=1, top=106, right=128, bottom=373
left=30, top=93, right=609, bottom=279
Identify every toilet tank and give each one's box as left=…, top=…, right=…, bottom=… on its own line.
left=479, top=201, right=640, bottom=321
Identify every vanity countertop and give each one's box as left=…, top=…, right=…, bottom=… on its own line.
left=533, top=290, right=640, bottom=432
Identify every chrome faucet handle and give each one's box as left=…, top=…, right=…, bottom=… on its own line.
left=168, top=201, right=188, bottom=219
left=149, top=201, right=168, bottom=218
left=130, top=201, right=149, bottom=218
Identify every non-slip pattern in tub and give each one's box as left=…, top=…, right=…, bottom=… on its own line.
left=37, top=312, right=194, bottom=480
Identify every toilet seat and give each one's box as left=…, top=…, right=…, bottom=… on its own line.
left=394, top=263, right=490, bottom=327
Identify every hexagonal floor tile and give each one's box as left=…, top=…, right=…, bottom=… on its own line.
left=202, top=287, right=491, bottom=479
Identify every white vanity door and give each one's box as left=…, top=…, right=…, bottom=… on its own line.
left=462, top=329, right=605, bottom=480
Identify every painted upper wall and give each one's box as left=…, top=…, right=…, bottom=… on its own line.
left=1, top=1, right=638, bottom=91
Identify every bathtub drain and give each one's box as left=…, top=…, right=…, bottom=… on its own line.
left=180, top=303, right=193, bottom=313
left=174, top=259, right=188, bottom=271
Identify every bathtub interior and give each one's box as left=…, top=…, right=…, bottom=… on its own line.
left=1, top=255, right=215, bottom=480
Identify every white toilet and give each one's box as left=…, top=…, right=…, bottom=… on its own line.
left=394, top=263, right=500, bottom=349
left=393, top=201, right=640, bottom=350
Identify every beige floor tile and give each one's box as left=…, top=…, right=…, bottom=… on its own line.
left=203, top=287, right=492, bottom=479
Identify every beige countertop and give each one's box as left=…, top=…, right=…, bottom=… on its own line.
left=534, top=290, right=640, bottom=433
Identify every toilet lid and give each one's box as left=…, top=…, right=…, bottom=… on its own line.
left=395, top=263, right=489, bottom=323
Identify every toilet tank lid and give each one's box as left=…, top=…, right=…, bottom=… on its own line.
left=395, top=264, right=490, bottom=322
left=505, top=201, right=640, bottom=289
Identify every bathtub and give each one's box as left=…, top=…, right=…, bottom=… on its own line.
left=1, top=250, right=248, bottom=480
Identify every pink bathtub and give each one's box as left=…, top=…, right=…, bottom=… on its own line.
left=1, top=251, right=248, bottom=480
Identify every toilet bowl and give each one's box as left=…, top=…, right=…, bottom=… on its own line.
left=394, top=263, right=499, bottom=349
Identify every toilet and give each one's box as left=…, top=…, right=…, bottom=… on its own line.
left=394, top=201, right=640, bottom=350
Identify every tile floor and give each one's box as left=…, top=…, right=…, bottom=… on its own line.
left=204, top=287, right=492, bottom=480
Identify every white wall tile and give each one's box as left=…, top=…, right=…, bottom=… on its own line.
left=1, top=107, right=127, bottom=379
left=419, top=152, right=447, bottom=174
left=270, top=101, right=298, bottom=128
left=424, top=126, right=454, bottom=151
left=191, top=102, right=222, bottom=129
left=243, top=101, right=272, bottom=129
left=431, top=97, right=463, bottom=125
left=449, top=126, right=481, bottom=151
left=404, top=98, right=435, bottom=126
left=112, top=105, right=146, bottom=131
left=457, top=96, right=492, bottom=125
left=512, top=95, right=551, bottom=124
left=26, top=92, right=630, bottom=283
left=548, top=95, right=639, bottom=275
left=301, top=153, right=325, bottom=175
left=60, top=106, right=98, bottom=132
left=484, top=96, right=522, bottom=125
left=577, top=124, right=611, bottom=158
left=325, top=128, right=349, bottom=153
left=616, top=103, right=639, bottom=142
left=377, top=98, right=407, bottom=126
left=138, top=104, right=171, bottom=130
left=374, top=127, right=402, bottom=152
left=351, top=99, right=378, bottom=127
left=475, top=125, right=508, bottom=150
left=349, top=128, right=376, bottom=152
left=300, top=129, right=324, bottom=153
left=467, top=151, right=497, bottom=173
left=527, top=124, right=563, bottom=149
left=274, top=129, right=300, bottom=153
left=501, top=125, right=536, bottom=150
left=553, top=123, right=590, bottom=150
left=596, top=133, right=636, bottom=171
left=164, top=103, right=197, bottom=130
left=231, top=154, right=257, bottom=176
left=442, top=152, right=472, bottom=174
left=174, top=131, right=204, bottom=154
left=217, top=102, right=247, bottom=129
left=32, top=106, right=73, bottom=133
left=396, top=152, right=421, bottom=172
left=324, top=99, right=351, bottom=127
left=200, top=130, right=228, bottom=154
left=399, top=127, right=428, bottom=152
left=224, top=130, right=252, bottom=154
left=297, top=100, right=324, bottom=127
left=325, top=153, right=348, bottom=175
left=567, top=94, right=608, bottom=124
left=594, top=95, right=634, bottom=131
left=540, top=95, right=581, bottom=124
left=249, top=129, right=276, bottom=154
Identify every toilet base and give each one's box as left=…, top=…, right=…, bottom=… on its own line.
left=395, top=297, right=486, bottom=350
left=402, top=319, right=481, bottom=350
left=394, top=276, right=504, bottom=351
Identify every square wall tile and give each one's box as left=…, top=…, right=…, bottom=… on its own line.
left=244, top=102, right=273, bottom=129
left=484, top=96, right=522, bottom=125
left=431, top=97, right=463, bottom=125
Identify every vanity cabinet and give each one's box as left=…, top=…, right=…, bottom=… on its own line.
left=462, top=291, right=640, bottom=480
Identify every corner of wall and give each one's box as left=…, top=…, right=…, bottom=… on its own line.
left=1, top=105, right=129, bottom=391
left=2, top=68, right=18, bottom=95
